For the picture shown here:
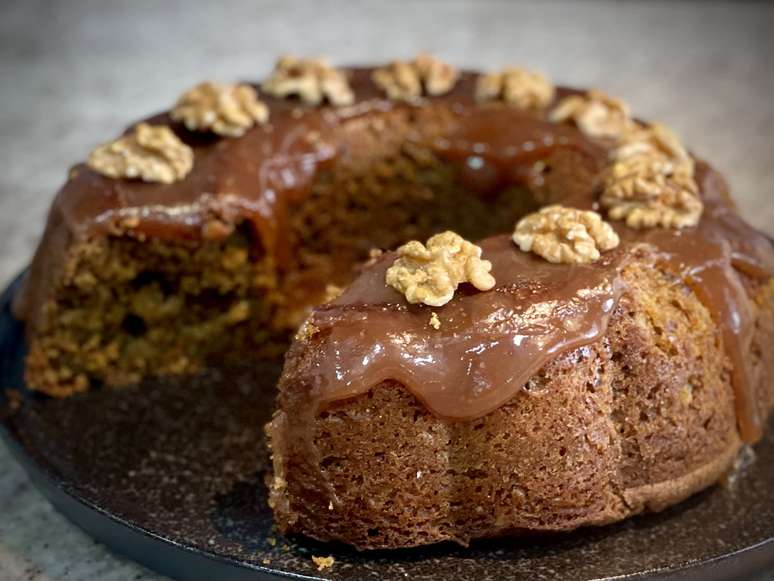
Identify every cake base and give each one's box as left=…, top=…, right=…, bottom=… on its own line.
left=2, top=274, right=774, bottom=581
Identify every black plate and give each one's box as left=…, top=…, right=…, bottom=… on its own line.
left=1, top=272, right=774, bottom=581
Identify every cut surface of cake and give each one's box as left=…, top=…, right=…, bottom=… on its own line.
left=13, top=55, right=774, bottom=550
left=17, top=63, right=580, bottom=395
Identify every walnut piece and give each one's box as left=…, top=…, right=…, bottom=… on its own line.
left=294, top=320, right=320, bottom=343
left=549, top=89, right=634, bottom=139
left=513, top=205, right=620, bottom=264
left=475, top=67, right=555, bottom=110
left=262, top=56, right=354, bottom=106
left=602, top=157, right=702, bottom=229
left=312, top=556, right=335, bottom=572
left=602, top=123, right=702, bottom=229
left=386, top=231, right=495, bottom=307
left=372, top=54, right=459, bottom=100
left=612, top=122, right=693, bottom=173
left=171, top=82, right=268, bottom=137
left=87, top=123, right=193, bottom=184
left=323, top=284, right=343, bottom=303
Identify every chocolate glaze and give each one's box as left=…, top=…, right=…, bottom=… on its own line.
left=15, top=68, right=774, bottom=442
left=309, top=235, right=625, bottom=419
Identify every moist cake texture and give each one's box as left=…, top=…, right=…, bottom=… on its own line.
left=14, top=56, right=774, bottom=550
left=16, top=71, right=568, bottom=395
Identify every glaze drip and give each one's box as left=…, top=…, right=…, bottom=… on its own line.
left=308, top=235, right=625, bottom=419
left=14, top=68, right=773, bottom=443
left=303, top=160, right=772, bottom=440
left=615, top=163, right=774, bottom=442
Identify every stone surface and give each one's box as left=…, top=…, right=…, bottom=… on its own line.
left=0, top=0, right=772, bottom=579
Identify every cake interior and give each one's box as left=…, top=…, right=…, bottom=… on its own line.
left=26, top=106, right=587, bottom=395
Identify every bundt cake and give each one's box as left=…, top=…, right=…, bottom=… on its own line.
left=261, top=58, right=774, bottom=549
left=14, top=55, right=774, bottom=550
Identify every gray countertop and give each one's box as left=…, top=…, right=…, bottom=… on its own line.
left=0, top=1, right=772, bottom=579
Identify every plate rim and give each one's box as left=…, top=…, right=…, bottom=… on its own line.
left=2, top=270, right=774, bottom=581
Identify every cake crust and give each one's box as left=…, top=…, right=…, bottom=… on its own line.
left=14, top=57, right=774, bottom=550
left=268, top=254, right=771, bottom=549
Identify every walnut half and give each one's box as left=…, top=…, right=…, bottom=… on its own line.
left=549, top=89, right=634, bottom=139
left=602, top=123, right=703, bottom=229
left=262, top=56, right=354, bottom=106
left=372, top=54, right=459, bottom=101
left=87, top=123, right=193, bottom=184
left=513, top=205, right=620, bottom=264
left=601, top=156, right=702, bottom=229
left=386, top=231, right=495, bottom=307
left=475, top=67, right=555, bottom=111
left=171, top=82, right=268, bottom=138
left=612, top=123, right=693, bottom=172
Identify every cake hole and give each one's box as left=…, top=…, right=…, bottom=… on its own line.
left=131, top=271, right=175, bottom=295
left=122, top=314, right=147, bottom=337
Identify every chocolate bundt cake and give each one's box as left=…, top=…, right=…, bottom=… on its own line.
left=14, top=55, right=774, bottom=549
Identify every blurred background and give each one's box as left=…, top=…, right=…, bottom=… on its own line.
left=0, top=0, right=772, bottom=579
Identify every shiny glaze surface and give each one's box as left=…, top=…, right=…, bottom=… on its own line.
left=310, top=235, right=624, bottom=419
left=301, top=154, right=773, bottom=441
left=16, top=67, right=774, bottom=442
left=621, top=164, right=774, bottom=442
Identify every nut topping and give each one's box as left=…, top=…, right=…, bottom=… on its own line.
left=386, top=231, right=495, bottom=306
left=373, top=54, right=459, bottom=100
left=171, top=82, right=268, bottom=137
left=513, top=205, right=620, bottom=264
left=612, top=122, right=693, bottom=173
left=87, top=123, right=193, bottom=184
left=549, top=89, right=634, bottom=139
left=262, top=56, right=354, bottom=106
left=602, top=123, right=702, bottom=229
left=475, top=67, right=555, bottom=110
left=601, top=158, right=702, bottom=229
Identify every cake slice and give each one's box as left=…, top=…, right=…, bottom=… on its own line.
left=267, top=216, right=774, bottom=549
left=15, top=58, right=602, bottom=396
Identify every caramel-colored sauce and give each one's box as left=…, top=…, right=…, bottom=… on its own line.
left=615, top=163, right=774, bottom=442
left=15, top=68, right=773, bottom=443
left=309, top=235, right=624, bottom=419
left=303, top=158, right=772, bottom=441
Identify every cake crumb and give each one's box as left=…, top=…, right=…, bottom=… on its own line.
left=2, top=389, right=23, bottom=418
left=294, top=321, right=320, bottom=342
left=679, top=385, right=693, bottom=405
left=365, top=248, right=384, bottom=267
left=312, top=555, right=335, bottom=571
left=429, top=312, right=441, bottom=329
left=262, top=558, right=271, bottom=565
left=386, top=231, right=495, bottom=307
